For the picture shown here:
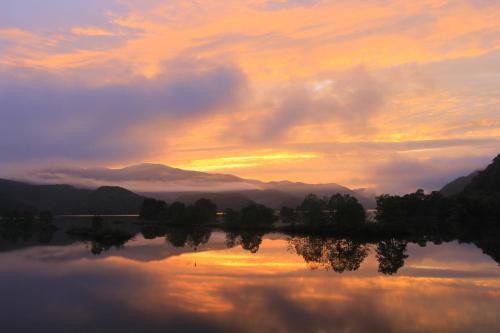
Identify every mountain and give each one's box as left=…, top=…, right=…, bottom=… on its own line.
left=464, top=154, right=500, bottom=194
left=455, top=154, right=500, bottom=233
left=0, top=179, right=144, bottom=215
left=20, top=163, right=376, bottom=208
left=440, top=171, right=480, bottom=197
left=77, top=186, right=145, bottom=214
left=439, top=154, right=500, bottom=197
left=30, top=163, right=255, bottom=192
left=242, top=189, right=302, bottom=209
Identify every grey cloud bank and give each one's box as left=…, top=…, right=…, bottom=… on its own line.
left=0, top=62, right=246, bottom=162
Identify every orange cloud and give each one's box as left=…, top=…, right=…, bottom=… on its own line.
left=71, top=26, right=115, bottom=36
left=1, top=0, right=499, bottom=191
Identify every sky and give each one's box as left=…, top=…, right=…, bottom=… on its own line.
left=1, top=0, right=499, bottom=193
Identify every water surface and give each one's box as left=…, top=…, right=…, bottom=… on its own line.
left=0, top=220, right=498, bottom=333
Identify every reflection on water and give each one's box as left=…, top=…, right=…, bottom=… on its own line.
left=289, top=237, right=369, bottom=273
left=0, top=218, right=499, bottom=333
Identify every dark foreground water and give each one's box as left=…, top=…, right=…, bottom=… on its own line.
left=0, top=219, right=499, bottom=333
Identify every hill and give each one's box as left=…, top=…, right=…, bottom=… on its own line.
left=464, top=154, right=500, bottom=194
left=20, top=163, right=376, bottom=208
left=440, top=171, right=480, bottom=196
left=0, top=179, right=144, bottom=215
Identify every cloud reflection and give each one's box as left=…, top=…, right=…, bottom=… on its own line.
left=0, top=232, right=498, bottom=332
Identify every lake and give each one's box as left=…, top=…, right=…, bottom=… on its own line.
left=0, top=219, right=499, bottom=333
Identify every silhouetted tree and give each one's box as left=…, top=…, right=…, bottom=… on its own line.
left=376, top=189, right=452, bottom=233
left=375, top=194, right=406, bottom=227
left=298, top=194, right=328, bottom=227
left=139, top=198, right=168, bottom=220
left=240, top=203, right=275, bottom=227
left=328, top=194, right=366, bottom=228
left=193, top=198, right=218, bottom=224
left=167, top=201, right=186, bottom=224
left=223, top=208, right=240, bottom=227
left=280, top=206, right=296, bottom=224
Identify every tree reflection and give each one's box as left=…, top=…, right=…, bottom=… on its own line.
left=77, top=231, right=134, bottom=255
left=225, top=230, right=264, bottom=253
left=186, top=228, right=212, bottom=248
left=165, top=227, right=212, bottom=249
left=0, top=223, right=34, bottom=243
left=165, top=228, right=189, bottom=247
left=0, top=217, right=58, bottom=244
left=376, top=239, right=408, bottom=275
left=141, top=225, right=166, bottom=239
left=37, top=227, right=57, bottom=244
left=66, top=217, right=135, bottom=255
left=289, top=237, right=369, bottom=273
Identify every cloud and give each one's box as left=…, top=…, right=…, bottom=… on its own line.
left=71, top=26, right=115, bottom=37
left=369, top=154, right=493, bottom=194
left=255, top=0, right=324, bottom=11
left=0, top=60, right=247, bottom=162
left=0, top=0, right=499, bottom=192
left=227, top=67, right=386, bottom=142
left=0, top=0, right=124, bottom=31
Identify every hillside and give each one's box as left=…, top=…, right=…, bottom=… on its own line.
left=19, top=163, right=376, bottom=208
left=440, top=171, right=480, bottom=197
left=464, top=154, right=500, bottom=194
left=0, top=179, right=144, bottom=215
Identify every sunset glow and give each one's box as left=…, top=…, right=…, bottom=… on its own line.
left=174, top=152, right=319, bottom=171
left=1, top=0, right=499, bottom=192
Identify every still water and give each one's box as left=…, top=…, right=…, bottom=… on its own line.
left=0, top=220, right=499, bottom=333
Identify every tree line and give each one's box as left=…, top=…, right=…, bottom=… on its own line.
left=138, top=150, right=498, bottom=236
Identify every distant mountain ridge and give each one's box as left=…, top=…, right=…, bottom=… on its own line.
left=20, top=163, right=376, bottom=208
left=33, top=163, right=250, bottom=189
left=0, top=177, right=375, bottom=215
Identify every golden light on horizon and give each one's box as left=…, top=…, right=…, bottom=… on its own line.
left=173, top=152, right=320, bottom=172
left=0, top=0, right=499, bottom=192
